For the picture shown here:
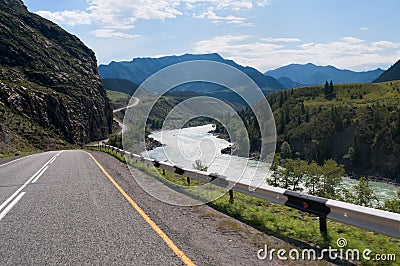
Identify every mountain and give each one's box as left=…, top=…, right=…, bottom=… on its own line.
left=98, top=53, right=285, bottom=105
left=277, top=77, right=303, bottom=89
left=0, top=0, right=112, bottom=150
left=373, top=59, right=400, bottom=83
left=265, top=63, right=384, bottom=85
left=102, top=78, right=138, bottom=95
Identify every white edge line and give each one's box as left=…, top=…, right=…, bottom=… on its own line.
left=0, top=154, right=36, bottom=168
left=0, top=192, right=26, bottom=221
left=0, top=153, right=57, bottom=212
left=31, top=166, right=49, bottom=184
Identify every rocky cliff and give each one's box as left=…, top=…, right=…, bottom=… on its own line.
left=0, top=0, right=112, bottom=146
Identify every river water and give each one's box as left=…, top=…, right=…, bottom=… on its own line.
left=144, top=124, right=398, bottom=202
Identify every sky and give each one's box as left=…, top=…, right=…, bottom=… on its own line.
left=23, top=0, right=400, bottom=72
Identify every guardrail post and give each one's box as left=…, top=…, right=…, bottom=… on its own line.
left=187, top=177, right=191, bottom=185
left=162, top=169, right=165, bottom=175
left=229, top=190, right=234, bottom=204
left=319, top=217, right=327, bottom=235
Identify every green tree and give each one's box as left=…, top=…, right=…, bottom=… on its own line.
left=319, top=159, right=344, bottom=199
left=274, top=159, right=305, bottom=191
left=324, top=81, right=329, bottom=95
left=343, top=147, right=356, bottom=161
left=352, top=177, right=379, bottom=207
left=108, top=135, right=122, bottom=149
left=329, top=80, right=334, bottom=94
left=382, top=190, right=400, bottom=213
left=324, top=80, right=334, bottom=97
left=305, top=161, right=322, bottom=195
left=279, top=92, right=284, bottom=107
left=268, top=154, right=281, bottom=187
left=279, top=110, right=285, bottom=134
left=280, top=141, right=292, bottom=159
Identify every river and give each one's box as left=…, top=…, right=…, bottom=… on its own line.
left=143, top=124, right=399, bottom=203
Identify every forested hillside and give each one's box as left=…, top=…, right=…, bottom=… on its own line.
left=237, top=81, right=400, bottom=181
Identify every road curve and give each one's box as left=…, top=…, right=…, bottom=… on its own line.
left=113, top=97, right=140, bottom=113
left=0, top=150, right=187, bottom=265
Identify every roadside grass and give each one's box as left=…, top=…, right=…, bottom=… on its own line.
left=89, top=146, right=400, bottom=265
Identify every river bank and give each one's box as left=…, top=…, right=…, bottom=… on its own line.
left=212, top=130, right=400, bottom=187
left=145, top=124, right=399, bottom=201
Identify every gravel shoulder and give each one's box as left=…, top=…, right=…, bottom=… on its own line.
left=87, top=150, right=333, bottom=266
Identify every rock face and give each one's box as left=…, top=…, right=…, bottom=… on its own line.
left=0, top=0, right=112, bottom=144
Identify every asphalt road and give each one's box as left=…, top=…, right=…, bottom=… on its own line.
left=0, top=150, right=323, bottom=266
left=113, top=97, right=140, bottom=113
left=0, top=150, right=185, bottom=265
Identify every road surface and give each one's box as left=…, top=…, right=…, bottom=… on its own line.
left=113, top=117, right=126, bottom=135
left=0, top=150, right=187, bottom=265
left=0, top=150, right=319, bottom=265
left=113, top=97, right=140, bottom=113
left=98, top=97, right=140, bottom=144
left=113, top=97, right=139, bottom=135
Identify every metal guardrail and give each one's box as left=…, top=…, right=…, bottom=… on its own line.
left=93, top=144, right=400, bottom=239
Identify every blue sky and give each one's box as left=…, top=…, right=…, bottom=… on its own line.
left=23, top=0, right=400, bottom=72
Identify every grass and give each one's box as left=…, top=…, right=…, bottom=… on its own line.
left=106, top=90, right=131, bottom=110
left=89, top=145, right=399, bottom=265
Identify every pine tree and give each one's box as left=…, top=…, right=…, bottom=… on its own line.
left=329, top=80, right=334, bottom=94
left=280, top=141, right=292, bottom=159
left=279, top=110, right=285, bottom=134
left=285, top=107, right=290, bottom=124
left=279, top=92, right=284, bottom=107
left=305, top=108, right=310, bottom=122
left=324, top=81, right=329, bottom=95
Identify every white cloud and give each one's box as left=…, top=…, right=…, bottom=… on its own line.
left=262, top=37, right=301, bottom=43
left=193, top=7, right=251, bottom=26
left=341, top=36, right=364, bottom=44
left=214, top=0, right=253, bottom=11
left=36, top=0, right=270, bottom=36
left=255, top=0, right=272, bottom=7
left=194, top=35, right=400, bottom=71
left=360, top=27, right=368, bottom=31
left=37, top=10, right=92, bottom=26
left=91, top=29, right=140, bottom=39
left=36, top=0, right=183, bottom=38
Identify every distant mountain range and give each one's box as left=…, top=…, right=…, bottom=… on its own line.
left=265, top=63, right=384, bottom=86
left=100, top=55, right=388, bottom=95
left=373, top=59, right=400, bottom=83
left=98, top=53, right=285, bottom=106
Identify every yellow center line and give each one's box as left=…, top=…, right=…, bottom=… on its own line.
left=85, top=151, right=195, bottom=266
